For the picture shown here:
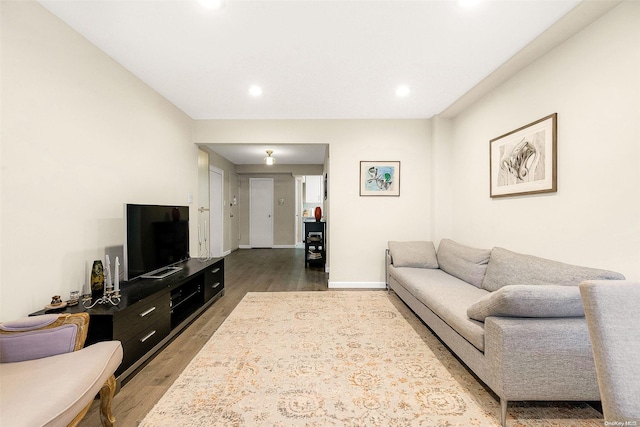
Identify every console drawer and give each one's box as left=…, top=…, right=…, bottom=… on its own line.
left=113, top=291, right=170, bottom=341
left=118, top=318, right=170, bottom=375
left=204, top=263, right=224, bottom=301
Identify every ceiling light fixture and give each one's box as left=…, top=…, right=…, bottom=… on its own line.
left=457, top=0, right=482, bottom=8
left=199, top=0, right=225, bottom=10
left=249, top=85, right=263, bottom=97
left=264, top=150, right=276, bottom=166
left=395, top=85, right=410, bottom=97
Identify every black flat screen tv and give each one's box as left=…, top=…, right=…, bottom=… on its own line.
left=124, top=204, right=190, bottom=281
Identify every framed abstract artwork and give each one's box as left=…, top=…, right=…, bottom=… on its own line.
left=490, top=113, right=557, bottom=198
left=360, top=161, right=400, bottom=196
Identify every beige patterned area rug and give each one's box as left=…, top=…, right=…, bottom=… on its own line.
left=140, top=291, right=602, bottom=426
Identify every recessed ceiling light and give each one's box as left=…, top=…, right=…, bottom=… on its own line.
left=249, top=85, right=263, bottom=97
left=395, top=85, right=410, bottom=97
left=199, top=0, right=225, bottom=10
left=458, top=0, right=482, bottom=8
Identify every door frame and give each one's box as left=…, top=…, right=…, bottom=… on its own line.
left=209, top=166, right=224, bottom=257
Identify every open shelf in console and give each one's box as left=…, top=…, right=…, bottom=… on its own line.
left=170, top=274, right=204, bottom=328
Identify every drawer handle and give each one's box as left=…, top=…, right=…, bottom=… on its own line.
left=139, top=307, right=156, bottom=317
left=140, top=330, right=156, bottom=343
left=212, top=282, right=221, bottom=288
left=211, top=268, right=221, bottom=274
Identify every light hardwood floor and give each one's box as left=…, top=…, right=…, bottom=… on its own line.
left=78, top=248, right=329, bottom=427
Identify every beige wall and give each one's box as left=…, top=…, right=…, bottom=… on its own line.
left=438, top=1, right=640, bottom=280
left=194, top=119, right=432, bottom=286
left=1, top=2, right=198, bottom=320
left=3, top=1, right=637, bottom=321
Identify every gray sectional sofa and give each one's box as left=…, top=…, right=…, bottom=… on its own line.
left=385, top=239, right=625, bottom=427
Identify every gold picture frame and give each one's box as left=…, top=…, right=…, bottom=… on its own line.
left=490, top=113, right=557, bottom=198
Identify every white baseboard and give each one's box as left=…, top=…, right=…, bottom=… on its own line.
left=328, top=281, right=386, bottom=289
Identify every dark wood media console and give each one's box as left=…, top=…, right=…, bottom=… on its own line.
left=33, top=257, right=224, bottom=384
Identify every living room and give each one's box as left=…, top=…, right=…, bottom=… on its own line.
left=2, top=1, right=639, bottom=424
left=3, top=1, right=638, bottom=322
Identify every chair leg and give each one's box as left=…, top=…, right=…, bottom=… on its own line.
left=67, top=400, right=93, bottom=427
left=99, top=375, right=116, bottom=427
left=500, top=398, right=508, bottom=427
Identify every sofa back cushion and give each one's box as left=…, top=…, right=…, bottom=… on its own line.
left=467, top=284, right=585, bottom=321
left=481, top=247, right=625, bottom=292
left=388, top=241, right=439, bottom=268
left=436, top=239, right=491, bottom=288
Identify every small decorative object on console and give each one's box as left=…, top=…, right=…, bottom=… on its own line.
left=44, top=295, right=67, bottom=311
left=83, top=287, right=121, bottom=309
left=314, top=206, right=322, bottom=221
left=90, top=260, right=104, bottom=300
left=68, top=290, right=80, bottom=306
left=84, top=258, right=121, bottom=308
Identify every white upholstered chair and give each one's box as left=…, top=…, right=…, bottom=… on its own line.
left=579, top=280, right=640, bottom=424
left=0, top=313, right=123, bottom=427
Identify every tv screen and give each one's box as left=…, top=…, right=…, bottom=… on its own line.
left=124, top=204, right=190, bottom=281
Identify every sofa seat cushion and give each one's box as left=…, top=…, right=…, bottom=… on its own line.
left=482, top=247, right=625, bottom=292
left=467, top=284, right=586, bottom=321
left=389, top=266, right=489, bottom=351
left=0, top=341, right=123, bottom=427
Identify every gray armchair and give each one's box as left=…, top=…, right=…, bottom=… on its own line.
left=0, top=313, right=123, bottom=426
left=580, top=280, right=640, bottom=424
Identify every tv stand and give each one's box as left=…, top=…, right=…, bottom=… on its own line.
left=32, top=257, right=224, bottom=385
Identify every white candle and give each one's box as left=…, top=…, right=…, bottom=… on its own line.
left=105, top=255, right=112, bottom=290
left=114, top=257, right=120, bottom=292
left=84, top=262, right=89, bottom=296
left=198, top=224, right=202, bottom=244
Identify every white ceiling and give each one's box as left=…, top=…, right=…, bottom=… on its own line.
left=38, top=0, right=584, bottom=164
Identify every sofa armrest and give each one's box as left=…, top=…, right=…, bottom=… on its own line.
left=484, top=316, right=600, bottom=401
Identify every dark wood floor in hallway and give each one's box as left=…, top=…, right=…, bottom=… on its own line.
left=78, top=248, right=329, bottom=427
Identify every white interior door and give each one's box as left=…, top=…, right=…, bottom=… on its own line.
left=209, top=166, right=223, bottom=257
left=250, top=178, right=274, bottom=248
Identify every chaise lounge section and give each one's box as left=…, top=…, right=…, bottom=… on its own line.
left=386, top=239, right=625, bottom=426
